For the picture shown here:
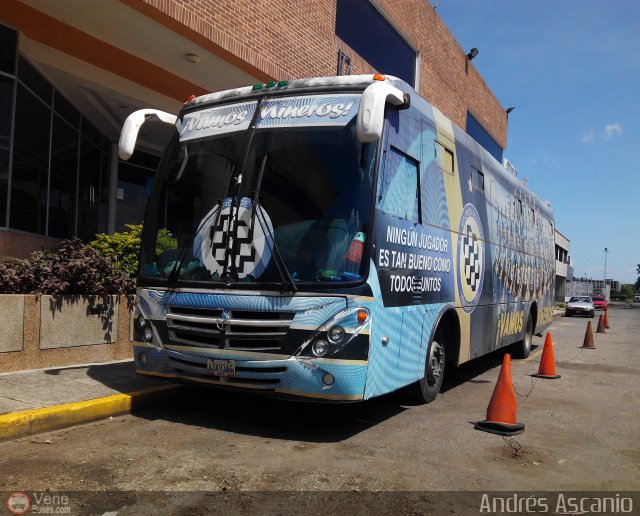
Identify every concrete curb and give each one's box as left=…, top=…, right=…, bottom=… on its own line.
left=0, top=384, right=183, bottom=442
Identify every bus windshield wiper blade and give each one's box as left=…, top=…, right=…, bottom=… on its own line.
left=167, top=162, right=237, bottom=287
left=255, top=201, right=297, bottom=292
left=166, top=245, right=189, bottom=286
left=251, top=154, right=297, bottom=293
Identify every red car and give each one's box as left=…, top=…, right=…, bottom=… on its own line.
left=592, top=296, right=608, bottom=310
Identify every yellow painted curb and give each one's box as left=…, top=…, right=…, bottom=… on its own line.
left=0, top=384, right=181, bottom=442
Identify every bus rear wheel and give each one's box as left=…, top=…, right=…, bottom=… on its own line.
left=407, top=338, right=445, bottom=404
left=513, top=311, right=533, bottom=359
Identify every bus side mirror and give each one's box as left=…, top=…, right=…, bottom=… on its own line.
left=356, top=82, right=408, bottom=142
left=118, top=109, right=177, bottom=160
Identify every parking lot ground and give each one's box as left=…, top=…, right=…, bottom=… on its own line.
left=0, top=306, right=638, bottom=513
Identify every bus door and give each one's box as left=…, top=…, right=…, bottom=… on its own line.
left=372, top=108, right=424, bottom=384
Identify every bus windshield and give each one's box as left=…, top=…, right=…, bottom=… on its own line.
left=140, top=116, right=376, bottom=288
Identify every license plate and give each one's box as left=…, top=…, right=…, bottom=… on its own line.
left=207, top=358, right=235, bottom=378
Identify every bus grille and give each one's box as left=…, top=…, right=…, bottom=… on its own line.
left=166, top=306, right=295, bottom=351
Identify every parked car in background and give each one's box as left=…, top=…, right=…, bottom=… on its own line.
left=591, top=295, right=608, bottom=311
left=565, top=296, right=595, bottom=318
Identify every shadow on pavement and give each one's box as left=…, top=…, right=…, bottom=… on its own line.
left=72, top=343, right=539, bottom=443
left=441, top=342, right=540, bottom=394
left=136, top=386, right=405, bottom=443
left=69, top=361, right=172, bottom=394
left=125, top=344, right=539, bottom=442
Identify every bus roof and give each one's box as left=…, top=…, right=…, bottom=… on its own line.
left=187, top=74, right=408, bottom=108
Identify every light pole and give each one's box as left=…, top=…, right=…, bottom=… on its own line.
left=603, top=248, right=611, bottom=298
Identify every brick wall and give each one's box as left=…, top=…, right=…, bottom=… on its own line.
left=131, top=0, right=507, bottom=148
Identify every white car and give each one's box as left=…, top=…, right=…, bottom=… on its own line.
left=565, top=296, right=595, bottom=318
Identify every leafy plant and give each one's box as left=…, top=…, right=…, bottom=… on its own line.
left=0, top=239, right=134, bottom=295
left=0, top=257, right=35, bottom=293
left=91, top=224, right=176, bottom=278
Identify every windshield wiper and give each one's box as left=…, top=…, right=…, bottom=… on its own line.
left=250, top=154, right=297, bottom=292
left=167, top=161, right=237, bottom=287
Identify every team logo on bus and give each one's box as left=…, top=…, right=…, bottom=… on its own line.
left=457, top=203, right=485, bottom=313
left=194, top=197, right=273, bottom=279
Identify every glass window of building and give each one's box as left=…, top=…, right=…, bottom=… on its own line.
left=48, top=113, right=79, bottom=238
left=335, top=0, right=416, bottom=86
left=10, top=82, right=51, bottom=234
left=0, top=76, right=13, bottom=227
left=77, top=133, right=109, bottom=242
left=0, top=24, right=17, bottom=75
left=1, top=41, right=114, bottom=242
left=18, top=56, right=52, bottom=106
left=466, top=112, right=504, bottom=163
left=116, top=151, right=159, bottom=232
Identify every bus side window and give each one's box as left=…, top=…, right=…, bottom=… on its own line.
left=474, top=168, right=484, bottom=191
left=435, top=141, right=454, bottom=174
left=379, top=146, right=420, bottom=222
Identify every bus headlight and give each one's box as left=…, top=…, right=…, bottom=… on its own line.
left=328, top=326, right=345, bottom=343
left=312, top=339, right=330, bottom=357
left=297, top=307, right=370, bottom=359
left=142, top=326, right=154, bottom=343
left=135, top=313, right=147, bottom=331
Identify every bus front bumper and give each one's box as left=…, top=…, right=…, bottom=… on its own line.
left=133, top=344, right=367, bottom=401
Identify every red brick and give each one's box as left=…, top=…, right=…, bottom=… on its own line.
left=137, top=0, right=507, bottom=147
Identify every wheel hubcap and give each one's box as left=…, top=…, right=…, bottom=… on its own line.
left=427, top=341, right=444, bottom=385
left=525, top=317, right=532, bottom=351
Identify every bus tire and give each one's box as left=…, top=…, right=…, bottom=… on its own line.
left=407, top=338, right=445, bottom=404
left=513, top=311, right=533, bottom=359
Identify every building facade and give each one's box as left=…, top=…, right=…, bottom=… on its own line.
left=554, top=229, right=571, bottom=302
left=1, top=0, right=509, bottom=258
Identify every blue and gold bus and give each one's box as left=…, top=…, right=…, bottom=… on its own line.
left=121, top=74, right=555, bottom=402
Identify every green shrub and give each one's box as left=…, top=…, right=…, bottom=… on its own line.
left=0, top=238, right=134, bottom=295
left=91, top=224, right=176, bottom=278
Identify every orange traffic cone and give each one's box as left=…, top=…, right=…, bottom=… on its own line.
left=604, top=309, right=610, bottom=329
left=582, top=321, right=596, bottom=349
left=475, top=354, right=525, bottom=436
left=596, top=314, right=606, bottom=334
left=532, top=333, right=561, bottom=379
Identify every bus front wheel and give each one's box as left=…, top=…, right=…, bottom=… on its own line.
left=407, top=338, right=445, bottom=404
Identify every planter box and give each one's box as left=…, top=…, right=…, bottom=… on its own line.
left=0, top=294, right=134, bottom=373
left=0, top=294, right=24, bottom=353
left=40, top=295, right=119, bottom=349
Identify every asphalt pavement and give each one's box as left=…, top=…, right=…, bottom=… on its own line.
left=0, top=306, right=568, bottom=441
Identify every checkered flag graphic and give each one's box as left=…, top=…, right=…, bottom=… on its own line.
left=462, top=224, right=481, bottom=292
left=208, top=208, right=256, bottom=276
left=233, top=216, right=257, bottom=275
left=208, top=210, right=231, bottom=269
